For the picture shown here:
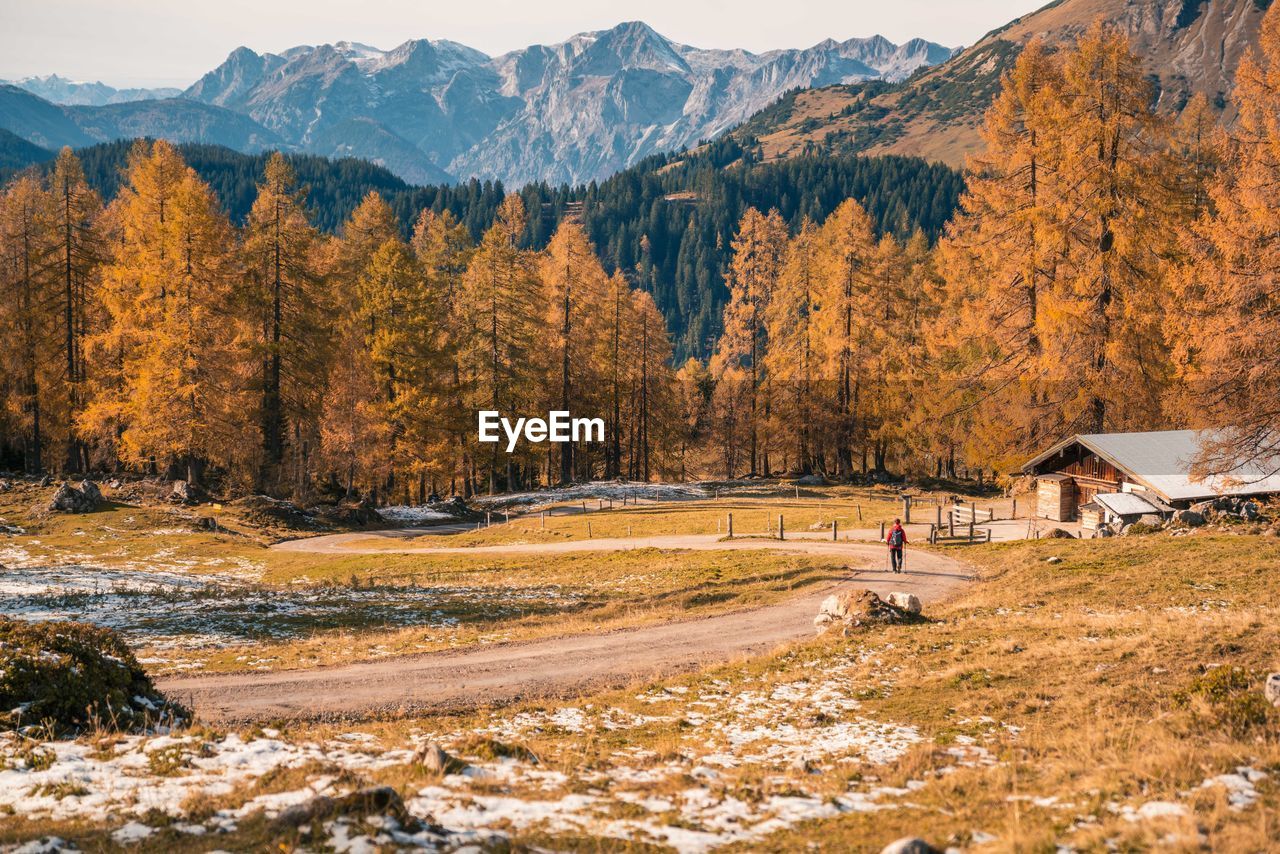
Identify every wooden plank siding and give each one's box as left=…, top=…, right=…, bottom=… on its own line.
left=1032, top=445, right=1128, bottom=522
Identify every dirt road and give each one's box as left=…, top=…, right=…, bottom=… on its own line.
left=160, top=532, right=973, bottom=722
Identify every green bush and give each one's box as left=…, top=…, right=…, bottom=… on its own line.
left=0, top=619, right=187, bottom=736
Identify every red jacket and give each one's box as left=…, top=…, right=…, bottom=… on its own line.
left=886, top=524, right=907, bottom=548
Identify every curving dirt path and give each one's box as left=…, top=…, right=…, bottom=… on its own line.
left=160, top=530, right=974, bottom=723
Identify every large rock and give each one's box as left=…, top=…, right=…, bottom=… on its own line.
left=168, top=480, right=205, bottom=505
left=793, top=474, right=825, bottom=486
left=415, top=742, right=463, bottom=774
left=47, top=480, right=101, bottom=513
left=815, top=589, right=924, bottom=632
left=885, top=591, right=922, bottom=614
left=1043, top=528, right=1075, bottom=539
left=1265, top=673, right=1280, bottom=707
left=1173, top=509, right=1206, bottom=527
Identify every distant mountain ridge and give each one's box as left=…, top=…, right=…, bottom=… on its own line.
left=731, top=0, right=1269, bottom=168
left=0, top=23, right=954, bottom=186
left=7, top=74, right=181, bottom=106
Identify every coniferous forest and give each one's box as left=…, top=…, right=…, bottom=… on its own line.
left=5, top=13, right=1280, bottom=498
left=8, top=136, right=963, bottom=358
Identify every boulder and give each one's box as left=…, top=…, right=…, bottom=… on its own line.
left=1092, top=527, right=1113, bottom=538
left=1043, top=528, right=1075, bottom=539
left=881, top=839, right=942, bottom=854
left=1243, top=501, right=1261, bottom=521
left=1173, top=509, right=1206, bottom=527
left=1137, top=514, right=1163, bottom=527
left=47, top=480, right=101, bottom=513
left=885, top=591, right=922, bottom=615
left=1046, top=556, right=1063, bottom=564
left=1265, top=673, right=1280, bottom=707
left=793, top=474, right=825, bottom=486
left=415, top=742, right=463, bottom=774
left=815, top=589, right=924, bottom=633
left=168, top=480, right=205, bottom=505
left=314, top=502, right=385, bottom=528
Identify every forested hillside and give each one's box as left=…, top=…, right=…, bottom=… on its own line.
left=10, top=138, right=961, bottom=357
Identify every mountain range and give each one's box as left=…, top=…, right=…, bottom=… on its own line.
left=733, top=0, right=1269, bottom=167
left=0, top=23, right=953, bottom=186
left=8, top=74, right=181, bottom=106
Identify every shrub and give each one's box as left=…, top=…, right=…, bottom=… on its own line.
left=0, top=619, right=187, bottom=737
left=1174, top=665, right=1273, bottom=737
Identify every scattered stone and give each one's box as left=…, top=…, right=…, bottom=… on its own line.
left=1265, top=673, right=1280, bottom=707
left=881, top=838, right=942, bottom=854
left=192, top=516, right=218, bottom=532
left=1043, top=528, right=1075, bottom=539
left=47, top=480, right=102, bottom=513
left=38, top=475, right=52, bottom=487
left=168, top=480, right=206, bottom=505
left=885, top=591, right=922, bottom=614
left=1046, top=556, right=1063, bottom=564
left=1173, top=509, right=1206, bottom=527
left=415, top=742, right=463, bottom=774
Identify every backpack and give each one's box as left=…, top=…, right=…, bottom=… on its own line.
left=889, top=528, right=905, bottom=547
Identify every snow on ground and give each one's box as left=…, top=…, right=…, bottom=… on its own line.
left=0, top=645, right=1259, bottom=851
left=0, top=651, right=929, bottom=851
left=0, top=564, right=584, bottom=661
left=472, top=480, right=710, bottom=510
left=377, top=505, right=460, bottom=525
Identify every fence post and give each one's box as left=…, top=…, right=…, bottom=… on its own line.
left=879, top=520, right=885, bottom=540
left=986, top=528, right=992, bottom=543
left=989, top=506, right=995, bottom=523
left=936, top=504, right=942, bottom=529
left=728, top=513, right=734, bottom=538
left=833, top=520, right=838, bottom=541
left=778, top=514, right=784, bottom=540
left=949, top=510, right=955, bottom=538
left=486, top=511, right=491, bottom=527
left=582, top=500, right=587, bottom=514
left=969, top=520, right=974, bottom=542
left=857, top=504, right=863, bottom=521
left=587, top=521, right=592, bottom=538
left=902, top=495, right=912, bottom=524
left=541, top=511, right=546, bottom=529
left=1012, top=497, right=1017, bottom=518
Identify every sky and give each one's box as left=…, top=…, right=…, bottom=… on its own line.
left=0, top=0, right=1048, bottom=88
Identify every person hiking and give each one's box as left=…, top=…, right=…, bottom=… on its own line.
left=886, top=518, right=907, bottom=573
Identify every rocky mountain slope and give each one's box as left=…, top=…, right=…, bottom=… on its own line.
left=179, top=22, right=953, bottom=185
left=0, top=24, right=951, bottom=186
left=733, top=0, right=1268, bottom=168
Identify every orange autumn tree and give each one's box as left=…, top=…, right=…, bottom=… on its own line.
left=86, top=140, right=248, bottom=484
left=712, top=207, right=787, bottom=476
left=241, top=152, right=328, bottom=494
left=1167, top=1, right=1280, bottom=475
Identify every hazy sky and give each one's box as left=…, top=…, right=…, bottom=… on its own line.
left=1, top=0, right=1048, bottom=88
